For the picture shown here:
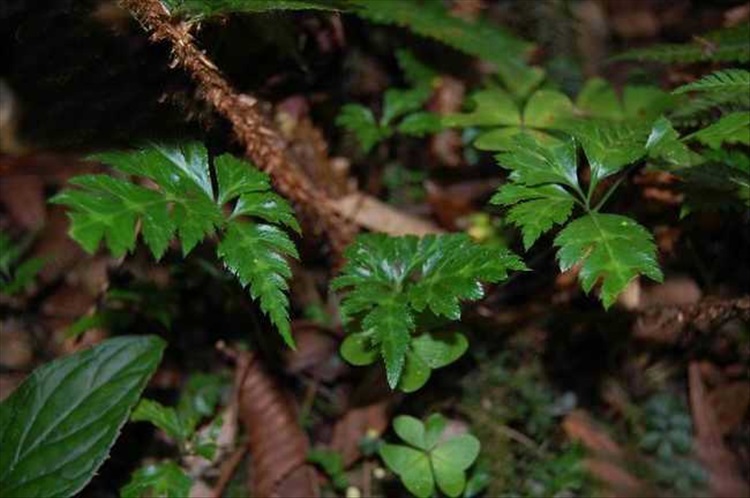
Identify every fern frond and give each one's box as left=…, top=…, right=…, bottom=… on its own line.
left=613, top=24, right=750, bottom=63
left=53, top=144, right=300, bottom=346
left=673, top=69, right=750, bottom=95
left=687, top=112, right=750, bottom=149
left=332, top=233, right=523, bottom=388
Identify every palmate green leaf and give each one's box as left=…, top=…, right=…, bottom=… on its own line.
left=555, top=213, right=663, bottom=308
left=0, top=336, right=165, bottom=498
left=120, top=462, right=191, bottom=498
left=575, top=79, right=674, bottom=121
left=380, top=444, right=434, bottom=498
left=447, top=88, right=573, bottom=152
left=491, top=184, right=576, bottom=249
left=333, top=233, right=523, bottom=388
left=336, top=104, right=389, bottom=153
left=54, top=144, right=300, bottom=346
left=687, top=112, right=750, bottom=149
left=673, top=68, right=750, bottom=95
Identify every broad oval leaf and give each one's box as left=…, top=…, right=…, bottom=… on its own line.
left=411, top=331, right=468, bottom=369
left=339, top=333, right=379, bottom=366
left=398, top=350, right=432, bottom=393
left=0, top=336, right=165, bottom=498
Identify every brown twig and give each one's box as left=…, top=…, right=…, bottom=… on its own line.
left=119, top=0, right=356, bottom=257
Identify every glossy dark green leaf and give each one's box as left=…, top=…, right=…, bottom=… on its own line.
left=555, top=213, right=663, bottom=308
left=217, top=222, right=298, bottom=347
left=0, top=336, right=165, bottom=498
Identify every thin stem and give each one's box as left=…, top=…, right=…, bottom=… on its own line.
left=593, top=174, right=627, bottom=212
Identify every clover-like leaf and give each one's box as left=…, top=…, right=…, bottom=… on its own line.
left=380, top=414, right=480, bottom=498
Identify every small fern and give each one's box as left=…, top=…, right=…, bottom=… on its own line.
left=686, top=112, right=750, bottom=149
left=673, top=68, right=750, bottom=95
left=491, top=133, right=663, bottom=307
left=331, top=233, right=524, bottom=389
left=337, top=50, right=442, bottom=153
left=613, top=23, right=750, bottom=63
left=52, top=143, right=300, bottom=346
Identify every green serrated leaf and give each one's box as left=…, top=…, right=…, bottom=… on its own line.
left=217, top=222, right=298, bottom=347
left=554, top=213, right=663, bottom=307
left=565, top=119, right=650, bottom=183
left=56, top=144, right=300, bottom=344
left=0, top=336, right=165, bottom=498
left=496, top=134, right=579, bottom=188
left=121, top=462, right=191, bottom=498
left=365, top=301, right=413, bottom=388
left=646, top=117, right=694, bottom=166
left=492, top=184, right=576, bottom=249
left=673, top=68, right=750, bottom=95
left=687, top=112, right=750, bottom=149
left=333, top=233, right=522, bottom=390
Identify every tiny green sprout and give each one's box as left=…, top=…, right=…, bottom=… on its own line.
left=379, top=414, right=480, bottom=498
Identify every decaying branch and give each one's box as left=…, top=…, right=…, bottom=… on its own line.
left=633, top=295, right=750, bottom=344
left=119, top=0, right=356, bottom=256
